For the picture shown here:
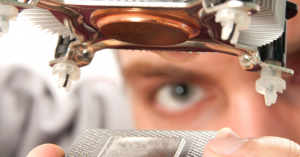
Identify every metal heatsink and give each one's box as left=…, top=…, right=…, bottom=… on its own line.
left=18, top=7, right=75, bottom=39
left=21, top=0, right=287, bottom=47
left=204, top=0, right=286, bottom=47
left=239, top=0, right=286, bottom=47
left=65, top=129, right=217, bottom=157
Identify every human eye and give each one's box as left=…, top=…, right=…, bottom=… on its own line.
left=154, top=82, right=208, bottom=114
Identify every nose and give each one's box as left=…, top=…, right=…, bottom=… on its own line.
left=217, top=58, right=275, bottom=138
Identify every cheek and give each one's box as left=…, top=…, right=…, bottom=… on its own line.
left=286, top=3, right=300, bottom=54
left=285, top=58, right=300, bottom=105
left=127, top=87, right=157, bottom=129
left=283, top=81, right=300, bottom=105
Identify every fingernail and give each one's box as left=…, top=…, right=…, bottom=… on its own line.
left=227, top=129, right=239, bottom=138
left=215, top=128, right=239, bottom=138
left=209, top=138, right=247, bottom=155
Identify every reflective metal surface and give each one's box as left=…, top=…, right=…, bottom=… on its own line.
left=49, top=0, right=202, bottom=8
left=49, top=41, right=94, bottom=67
left=237, top=44, right=294, bottom=75
left=100, top=137, right=187, bottom=157
left=49, top=38, right=249, bottom=68
left=65, top=129, right=217, bottom=157
left=91, top=8, right=201, bottom=46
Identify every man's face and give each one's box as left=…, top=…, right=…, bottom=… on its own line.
left=118, top=0, right=300, bottom=144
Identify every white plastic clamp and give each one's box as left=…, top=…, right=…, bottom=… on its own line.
left=256, top=65, right=286, bottom=106
left=0, top=4, right=18, bottom=37
left=52, top=62, right=81, bottom=91
left=215, top=8, right=251, bottom=45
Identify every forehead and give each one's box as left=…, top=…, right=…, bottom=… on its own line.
left=118, top=50, right=227, bottom=68
left=117, top=50, right=243, bottom=79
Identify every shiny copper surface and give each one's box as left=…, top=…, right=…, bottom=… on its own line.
left=91, top=8, right=201, bottom=45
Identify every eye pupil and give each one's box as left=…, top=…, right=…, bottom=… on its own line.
left=172, top=84, right=191, bottom=102
left=175, top=84, right=188, bottom=96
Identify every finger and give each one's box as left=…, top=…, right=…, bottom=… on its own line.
left=215, top=127, right=239, bottom=138
left=27, top=144, right=65, bottom=157
left=204, top=136, right=300, bottom=157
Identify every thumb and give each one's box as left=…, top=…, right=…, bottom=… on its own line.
left=27, top=144, right=65, bottom=157
left=204, top=136, right=300, bottom=157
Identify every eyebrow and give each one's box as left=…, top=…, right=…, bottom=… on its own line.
left=121, top=62, right=199, bottom=80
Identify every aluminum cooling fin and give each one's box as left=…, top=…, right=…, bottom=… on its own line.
left=239, top=0, right=286, bottom=47
left=18, top=7, right=75, bottom=39
left=203, top=0, right=287, bottom=47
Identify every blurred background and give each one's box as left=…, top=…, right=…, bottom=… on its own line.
left=0, top=18, right=123, bottom=97
left=0, top=17, right=133, bottom=157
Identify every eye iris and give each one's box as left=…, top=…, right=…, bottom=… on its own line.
left=156, top=82, right=205, bottom=111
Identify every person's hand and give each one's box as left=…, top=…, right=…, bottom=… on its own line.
left=204, top=128, right=300, bottom=157
left=26, top=128, right=300, bottom=157
left=27, top=144, right=65, bottom=157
